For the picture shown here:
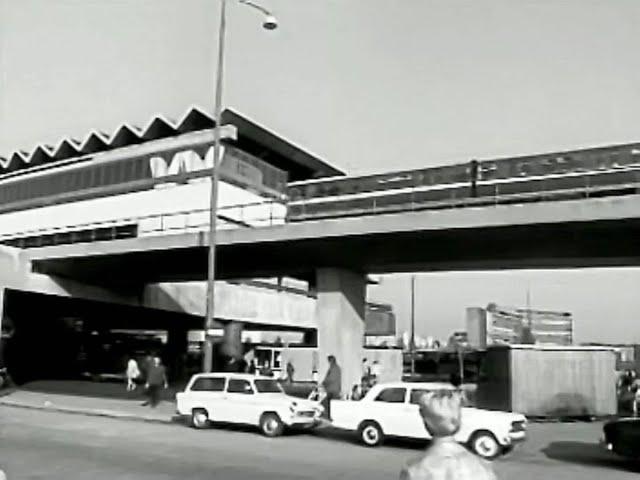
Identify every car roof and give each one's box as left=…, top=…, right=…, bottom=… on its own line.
left=374, top=382, right=455, bottom=390
left=190, top=373, right=274, bottom=381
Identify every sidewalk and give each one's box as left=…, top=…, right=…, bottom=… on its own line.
left=0, top=387, right=177, bottom=424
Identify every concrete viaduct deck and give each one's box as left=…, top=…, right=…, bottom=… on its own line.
left=23, top=194, right=640, bottom=286
left=10, top=193, right=640, bottom=394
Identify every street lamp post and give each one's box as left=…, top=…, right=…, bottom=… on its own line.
left=202, top=0, right=278, bottom=373
left=410, top=274, right=416, bottom=376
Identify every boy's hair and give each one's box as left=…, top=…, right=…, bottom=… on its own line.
left=417, top=389, right=462, bottom=437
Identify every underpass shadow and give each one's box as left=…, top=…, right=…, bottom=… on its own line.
left=21, top=380, right=181, bottom=402
left=542, top=441, right=640, bottom=473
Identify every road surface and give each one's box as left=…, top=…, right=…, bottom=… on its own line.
left=0, top=407, right=639, bottom=479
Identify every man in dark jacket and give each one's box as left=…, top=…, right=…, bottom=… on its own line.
left=144, top=357, right=168, bottom=408
left=321, top=355, right=341, bottom=420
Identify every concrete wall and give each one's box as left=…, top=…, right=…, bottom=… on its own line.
left=143, top=281, right=316, bottom=330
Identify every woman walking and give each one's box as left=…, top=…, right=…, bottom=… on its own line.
left=125, top=356, right=140, bottom=392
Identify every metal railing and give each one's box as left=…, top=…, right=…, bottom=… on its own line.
left=0, top=199, right=286, bottom=247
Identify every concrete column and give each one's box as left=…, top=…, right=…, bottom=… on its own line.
left=166, top=328, right=188, bottom=382
left=222, top=321, right=244, bottom=359
left=315, top=268, right=366, bottom=397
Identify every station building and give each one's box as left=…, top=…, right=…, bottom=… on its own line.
left=0, top=106, right=351, bottom=384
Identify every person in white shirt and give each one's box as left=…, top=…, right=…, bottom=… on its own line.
left=371, top=360, right=382, bottom=380
left=126, top=357, right=141, bottom=391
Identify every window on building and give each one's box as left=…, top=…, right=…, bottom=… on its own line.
left=375, top=388, right=406, bottom=403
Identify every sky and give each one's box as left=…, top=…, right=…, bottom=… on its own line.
left=1, top=0, right=640, bottom=343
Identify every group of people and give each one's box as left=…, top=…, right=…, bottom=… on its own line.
left=617, top=369, right=640, bottom=415
left=125, top=355, right=168, bottom=408
left=351, top=358, right=383, bottom=400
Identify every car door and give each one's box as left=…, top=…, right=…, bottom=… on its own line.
left=187, top=376, right=227, bottom=421
left=225, top=378, right=258, bottom=425
left=370, top=387, right=409, bottom=437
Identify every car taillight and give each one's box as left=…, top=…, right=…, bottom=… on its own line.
left=510, top=420, right=526, bottom=432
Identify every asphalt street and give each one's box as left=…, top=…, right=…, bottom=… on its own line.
left=1, top=407, right=639, bottom=479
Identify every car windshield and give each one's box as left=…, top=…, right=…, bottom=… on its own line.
left=254, top=379, right=283, bottom=393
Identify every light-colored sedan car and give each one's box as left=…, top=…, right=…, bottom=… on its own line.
left=331, top=382, right=527, bottom=459
left=176, top=373, right=323, bottom=437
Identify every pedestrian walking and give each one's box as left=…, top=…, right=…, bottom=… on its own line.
left=371, top=360, right=382, bottom=381
left=400, top=390, right=497, bottom=480
left=125, top=356, right=140, bottom=391
left=320, top=355, right=341, bottom=421
left=286, top=361, right=295, bottom=384
left=247, top=359, right=257, bottom=374
left=143, top=357, right=168, bottom=408
left=632, top=378, right=640, bottom=417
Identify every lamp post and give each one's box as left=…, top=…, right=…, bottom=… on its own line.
left=410, top=274, right=416, bottom=376
left=202, top=0, right=278, bottom=373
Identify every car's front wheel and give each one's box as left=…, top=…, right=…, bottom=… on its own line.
left=260, top=413, right=284, bottom=437
left=191, top=408, right=210, bottom=429
left=469, top=431, right=501, bottom=460
left=358, top=421, right=384, bottom=447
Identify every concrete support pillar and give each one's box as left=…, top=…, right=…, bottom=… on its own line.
left=166, top=328, right=188, bottom=382
left=222, top=321, right=244, bottom=359
left=315, top=268, right=366, bottom=397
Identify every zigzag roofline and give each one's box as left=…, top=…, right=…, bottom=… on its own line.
left=0, top=105, right=343, bottom=179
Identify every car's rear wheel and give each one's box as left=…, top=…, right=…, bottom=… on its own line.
left=358, top=421, right=384, bottom=447
left=469, top=431, right=500, bottom=460
left=260, top=413, right=284, bottom=437
left=191, top=408, right=210, bottom=429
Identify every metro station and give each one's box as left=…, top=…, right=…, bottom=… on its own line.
left=0, top=107, right=404, bottom=393
left=1, top=105, right=639, bottom=395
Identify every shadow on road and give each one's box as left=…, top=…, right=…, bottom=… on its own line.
left=21, top=380, right=181, bottom=402
left=310, top=427, right=426, bottom=450
left=542, top=441, right=640, bottom=473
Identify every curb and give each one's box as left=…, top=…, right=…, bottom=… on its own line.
left=0, top=400, right=179, bottom=425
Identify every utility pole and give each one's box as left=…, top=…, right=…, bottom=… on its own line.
left=410, top=274, right=416, bottom=376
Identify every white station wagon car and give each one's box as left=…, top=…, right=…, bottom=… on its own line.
left=330, top=382, right=527, bottom=459
left=176, top=373, right=323, bottom=437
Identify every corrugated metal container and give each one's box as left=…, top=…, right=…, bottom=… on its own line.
left=476, top=345, right=617, bottom=417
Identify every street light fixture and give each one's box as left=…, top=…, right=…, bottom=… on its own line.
left=202, top=0, right=278, bottom=373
